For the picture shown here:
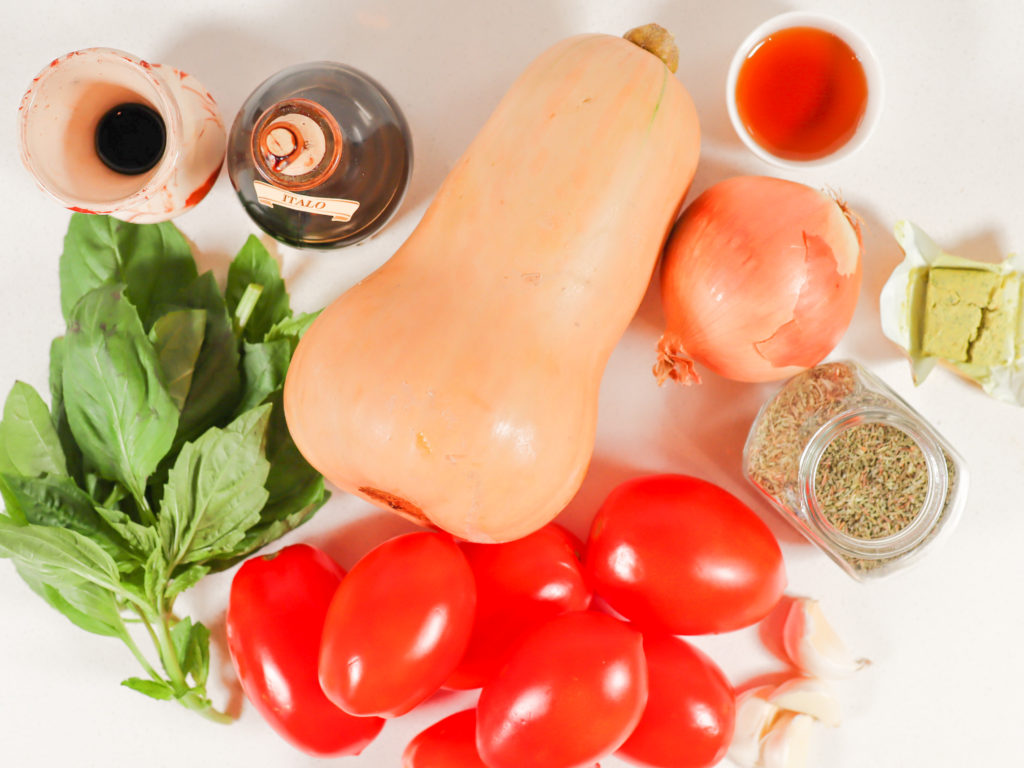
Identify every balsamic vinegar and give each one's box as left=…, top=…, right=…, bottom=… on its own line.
left=95, top=102, right=166, bottom=175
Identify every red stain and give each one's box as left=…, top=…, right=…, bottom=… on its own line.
left=68, top=206, right=97, bottom=214
left=185, top=162, right=222, bottom=208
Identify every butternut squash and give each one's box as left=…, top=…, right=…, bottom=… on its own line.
left=283, top=27, right=700, bottom=542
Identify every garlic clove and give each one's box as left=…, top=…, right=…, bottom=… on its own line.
left=767, top=676, right=842, bottom=727
left=728, top=686, right=780, bottom=767
left=782, top=596, right=869, bottom=679
left=758, top=595, right=797, bottom=666
left=761, top=712, right=816, bottom=768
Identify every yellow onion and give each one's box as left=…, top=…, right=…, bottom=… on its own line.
left=654, top=176, right=862, bottom=384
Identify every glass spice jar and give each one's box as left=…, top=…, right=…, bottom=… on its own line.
left=743, top=360, right=968, bottom=581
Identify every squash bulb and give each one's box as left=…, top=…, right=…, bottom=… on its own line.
left=284, top=28, right=700, bottom=542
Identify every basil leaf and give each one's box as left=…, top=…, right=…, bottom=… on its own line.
left=48, top=337, right=65, bottom=416
left=184, top=621, right=211, bottom=687
left=84, top=472, right=117, bottom=506
left=170, top=617, right=210, bottom=686
left=165, top=563, right=209, bottom=603
left=63, top=284, right=179, bottom=505
left=209, top=394, right=326, bottom=574
left=237, top=339, right=292, bottom=413
left=170, top=617, right=194, bottom=671
left=149, top=309, right=207, bottom=411
left=94, top=504, right=160, bottom=558
left=0, top=381, right=66, bottom=478
left=265, top=310, right=320, bottom=344
left=49, top=337, right=84, bottom=485
left=211, top=495, right=324, bottom=571
left=16, top=563, right=127, bottom=638
left=60, top=214, right=197, bottom=328
left=0, top=476, right=27, bottom=524
left=0, top=517, right=124, bottom=595
left=0, top=429, right=14, bottom=482
left=226, top=236, right=291, bottom=342
left=121, top=677, right=176, bottom=701
left=174, top=273, right=242, bottom=445
left=159, top=405, right=271, bottom=567
left=143, top=547, right=168, bottom=606
left=263, top=391, right=325, bottom=522
left=0, top=473, right=133, bottom=566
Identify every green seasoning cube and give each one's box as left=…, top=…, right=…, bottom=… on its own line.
left=921, top=268, right=1000, bottom=362
left=970, top=272, right=1020, bottom=366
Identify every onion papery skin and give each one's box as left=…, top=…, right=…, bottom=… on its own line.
left=655, top=176, right=862, bottom=384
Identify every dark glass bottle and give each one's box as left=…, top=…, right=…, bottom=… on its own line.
left=227, top=62, right=413, bottom=249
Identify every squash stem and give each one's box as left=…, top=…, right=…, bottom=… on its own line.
left=624, top=24, right=680, bottom=73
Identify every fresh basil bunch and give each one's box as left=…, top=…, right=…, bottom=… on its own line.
left=0, top=215, right=327, bottom=721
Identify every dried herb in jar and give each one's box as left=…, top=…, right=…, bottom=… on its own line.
left=814, top=422, right=928, bottom=539
left=746, top=362, right=882, bottom=498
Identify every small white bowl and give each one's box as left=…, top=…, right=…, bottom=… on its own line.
left=726, top=12, right=884, bottom=169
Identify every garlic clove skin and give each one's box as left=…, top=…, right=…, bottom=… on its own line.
left=782, top=596, right=869, bottom=679
left=758, top=595, right=797, bottom=665
left=728, top=686, right=780, bottom=767
left=767, top=676, right=842, bottom=727
left=761, top=712, right=816, bottom=768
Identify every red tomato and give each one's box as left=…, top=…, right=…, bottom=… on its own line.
left=585, top=474, right=786, bottom=635
left=225, top=544, right=383, bottom=756
left=403, top=709, right=487, bottom=768
left=319, top=532, right=476, bottom=717
left=476, top=611, right=647, bottom=768
left=446, top=523, right=592, bottom=690
left=617, top=634, right=735, bottom=768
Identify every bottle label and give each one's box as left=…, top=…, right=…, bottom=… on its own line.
left=253, top=181, right=359, bottom=221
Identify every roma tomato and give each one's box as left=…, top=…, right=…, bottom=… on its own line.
left=476, top=611, right=647, bottom=768
left=403, top=709, right=487, bottom=768
left=617, top=634, right=735, bottom=768
left=585, top=474, right=786, bottom=635
left=319, top=532, right=476, bottom=717
left=446, top=523, right=592, bottom=690
left=225, top=544, right=383, bottom=756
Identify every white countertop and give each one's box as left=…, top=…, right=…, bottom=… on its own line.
left=2, top=1, right=1023, bottom=766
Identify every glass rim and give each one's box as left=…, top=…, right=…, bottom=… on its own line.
left=798, top=406, right=949, bottom=559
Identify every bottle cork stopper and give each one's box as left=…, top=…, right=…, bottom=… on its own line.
left=265, top=126, right=298, bottom=158
left=260, top=122, right=302, bottom=172
left=251, top=99, right=341, bottom=190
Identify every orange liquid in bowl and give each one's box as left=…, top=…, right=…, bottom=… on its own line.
left=735, top=26, right=869, bottom=161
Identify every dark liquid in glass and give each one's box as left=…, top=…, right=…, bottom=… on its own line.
left=95, top=102, right=166, bottom=175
